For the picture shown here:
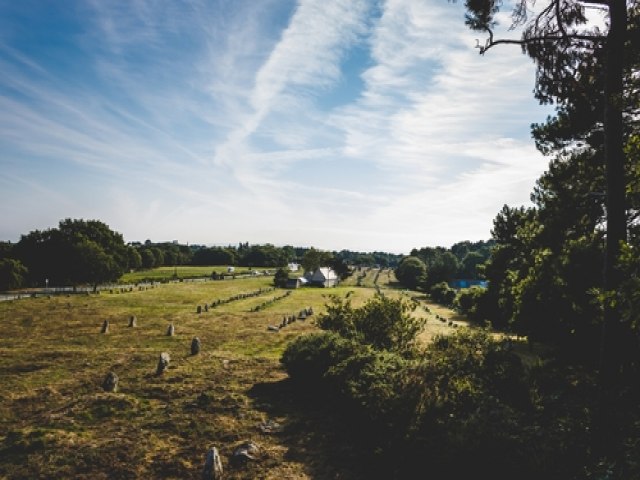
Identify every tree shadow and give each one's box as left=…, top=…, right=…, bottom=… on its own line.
left=248, top=379, right=371, bottom=480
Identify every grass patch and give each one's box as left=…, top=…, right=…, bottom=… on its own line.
left=0, top=271, right=490, bottom=479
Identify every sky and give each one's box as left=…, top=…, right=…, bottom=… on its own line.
left=0, top=0, right=556, bottom=254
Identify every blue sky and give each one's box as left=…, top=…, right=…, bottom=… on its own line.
left=0, top=0, right=554, bottom=253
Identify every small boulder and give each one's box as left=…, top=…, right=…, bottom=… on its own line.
left=128, top=315, right=137, bottom=327
left=267, top=325, right=280, bottom=332
left=167, top=323, right=175, bottom=336
left=230, top=441, right=260, bottom=466
left=101, top=320, right=109, bottom=334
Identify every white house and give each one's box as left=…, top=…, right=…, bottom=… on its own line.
left=306, top=267, right=339, bottom=288
left=288, top=263, right=300, bottom=272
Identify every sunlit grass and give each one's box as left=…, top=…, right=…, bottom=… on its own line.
left=0, top=272, right=477, bottom=478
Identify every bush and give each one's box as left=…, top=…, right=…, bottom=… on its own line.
left=429, top=281, right=457, bottom=306
left=273, top=267, right=289, bottom=288
left=316, top=294, right=425, bottom=357
left=280, top=332, right=360, bottom=388
left=326, top=348, right=415, bottom=427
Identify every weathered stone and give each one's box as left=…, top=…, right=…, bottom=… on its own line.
left=102, top=371, right=118, bottom=392
left=197, top=305, right=202, bottom=314
left=167, top=323, right=175, bottom=336
left=267, top=325, right=279, bottom=332
left=191, top=337, right=201, bottom=355
left=128, top=315, right=137, bottom=327
left=202, top=446, right=223, bottom=479
left=101, top=320, right=109, bottom=334
left=204, top=304, right=209, bottom=312
left=156, top=352, right=171, bottom=375
left=230, top=441, right=260, bottom=466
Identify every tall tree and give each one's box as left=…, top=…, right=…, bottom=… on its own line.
left=14, top=219, right=128, bottom=287
left=462, top=0, right=636, bottom=452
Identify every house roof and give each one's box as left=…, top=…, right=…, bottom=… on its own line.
left=311, top=267, right=337, bottom=281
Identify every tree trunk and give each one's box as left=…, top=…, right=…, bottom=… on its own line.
left=596, top=0, right=627, bottom=456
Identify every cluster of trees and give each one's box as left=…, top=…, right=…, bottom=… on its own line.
left=394, top=240, right=493, bottom=290
left=0, top=219, right=135, bottom=290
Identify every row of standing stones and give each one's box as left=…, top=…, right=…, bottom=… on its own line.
left=195, top=288, right=277, bottom=314
left=268, top=306, right=314, bottom=332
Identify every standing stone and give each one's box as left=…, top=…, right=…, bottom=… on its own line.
left=128, top=315, right=137, bottom=327
left=156, top=352, right=171, bottom=375
left=197, top=305, right=202, bottom=314
left=101, top=320, right=109, bottom=334
left=191, top=337, right=201, bottom=355
left=167, top=323, right=175, bottom=336
left=202, top=446, right=223, bottom=480
left=204, top=304, right=209, bottom=312
left=102, top=371, right=119, bottom=392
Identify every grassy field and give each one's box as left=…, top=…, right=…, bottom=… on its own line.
left=119, top=265, right=261, bottom=284
left=0, top=270, right=472, bottom=479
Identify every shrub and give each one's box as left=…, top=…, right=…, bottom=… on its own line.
left=326, top=348, right=416, bottom=427
left=429, top=281, right=457, bottom=306
left=280, top=332, right=360, bottom=389
left=316, top=294, right=425, bottom=357
left=273, top=267, right=289, bottom=288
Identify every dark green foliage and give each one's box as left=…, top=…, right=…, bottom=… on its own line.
left=191, top=246, right=236, bottom=266
left=455, top=286, right=494, bottom=323
left=316, top=295, right=425, bottom=356
left=280, top=331, right=360, bottom=388
left=301, top=247, right=333, bottom=274
left=14, top=219, right=128, bottom=287
left=429, top=281, right=457, bottom=306
left=394, top=256, right=426, bottom=290
left=325, top=348, right=415, bottom=431
left=282, top=309, right=560, bottom=479
left=273, top=267, right=289, bottom=288
left=0, top=258, right=28, bottom=290
left=239, top=243, right=287, bottom=267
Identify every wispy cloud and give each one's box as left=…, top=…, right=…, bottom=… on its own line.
left=0, top=0, right=552, bottom=251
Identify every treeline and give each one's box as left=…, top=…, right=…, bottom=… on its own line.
left=395, top=240, right=494, bottom=290
left=0, top=222, right=402, bottom=290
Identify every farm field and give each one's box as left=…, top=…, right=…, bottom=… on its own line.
left=119, top=265, right=261, bottom=284
left=0, top=270, right=468, bottom=479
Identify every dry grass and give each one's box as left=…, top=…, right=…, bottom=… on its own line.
left=0, top=273, right=469, bottom=479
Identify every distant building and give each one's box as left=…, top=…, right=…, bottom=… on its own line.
left=286, top=277, right=308, bottom=289
left=306, top=267, right=339, bottom=288
left=288, top=263, right=300, bottom=272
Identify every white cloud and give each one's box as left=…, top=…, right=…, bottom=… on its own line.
left=0, top=0, right=554, bottom=252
